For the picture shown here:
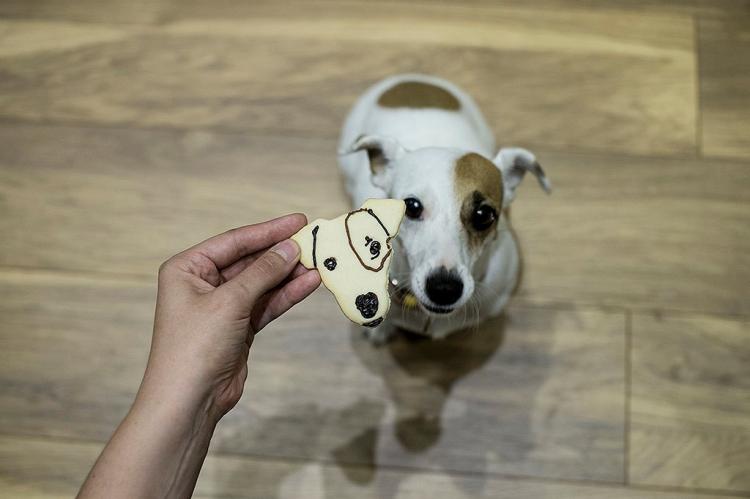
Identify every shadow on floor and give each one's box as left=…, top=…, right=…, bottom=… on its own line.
left=214, top=308, right=559, bottom=498
left=350, top=316, right=507, bottom=454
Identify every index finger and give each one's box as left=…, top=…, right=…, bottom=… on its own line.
left=184, top=213, right=307, bottom=270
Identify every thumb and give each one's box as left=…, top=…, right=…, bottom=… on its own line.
left=221, top=239, right=301, bottom=306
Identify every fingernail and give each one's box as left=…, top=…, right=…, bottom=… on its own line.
left=271, top=239, right=299, bottom=262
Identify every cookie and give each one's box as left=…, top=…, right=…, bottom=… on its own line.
left=292, top=199, right=405, bottom=327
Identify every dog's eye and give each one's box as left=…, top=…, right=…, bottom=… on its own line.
left=404, top=197, right=423, bottom=220
left=471, top=205, right=497, bottom=231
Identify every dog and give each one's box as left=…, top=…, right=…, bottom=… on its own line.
left=338, top=74, right=550, bottom=343
left=292, top=198, right=405, bottom=327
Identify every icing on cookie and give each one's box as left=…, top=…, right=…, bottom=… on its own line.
left=292, top=199, right=405, bottom=327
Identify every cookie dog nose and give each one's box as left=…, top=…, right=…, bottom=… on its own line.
left=425, top=268, right=464, bottom=306
left=355, top=292, right=379, bottom=319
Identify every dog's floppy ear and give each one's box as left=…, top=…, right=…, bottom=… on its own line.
left=494, top=147, right=551, bottom=207
left=341, top=134, right=406, bottom=190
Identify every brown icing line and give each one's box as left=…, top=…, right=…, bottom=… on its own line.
left=311, top=225, right=320, bottom=267
left=345, top=208, right=394, bottom=273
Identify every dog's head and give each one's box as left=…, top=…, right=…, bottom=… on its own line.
left=295, top=198, right=404, bottom=326
left=344, top=135, right=550, bottom=316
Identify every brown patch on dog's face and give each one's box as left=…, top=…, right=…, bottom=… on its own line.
left=378, top=81, right=461, bottom=110
left=455, top=153, right=503, bottom=247
left=456, top=153, right=502, bottom=208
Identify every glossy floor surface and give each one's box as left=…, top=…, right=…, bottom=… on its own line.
left=0, top=1, right=748, bottom=497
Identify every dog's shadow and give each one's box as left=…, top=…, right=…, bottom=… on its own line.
left=352, top=318, right=505, bottom=449
left=212, top=308, right=556, bottom=498
left=329, top=315, right=507, bottom=493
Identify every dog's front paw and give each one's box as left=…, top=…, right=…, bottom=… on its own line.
left=362, top=322, right=395, bottom=346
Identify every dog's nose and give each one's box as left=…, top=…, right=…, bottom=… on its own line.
left=425, top=268, right=464, bottom=306
left=355, top=292, right=379, bottom=319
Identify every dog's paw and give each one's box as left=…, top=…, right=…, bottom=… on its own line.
left=362, top=323, right=395, bottom=346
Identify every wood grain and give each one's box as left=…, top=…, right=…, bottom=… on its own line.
left=513, top=150, right=750, bottom=316
left=0, top=435, right=730, bottom=499
left=0, top=124, right=350, bottom=276
left=698, top=16, right=750, bottom=159
left=2, top=0, right=746, bottom=24
left=1, top=2, right=748, bottom=496
left=0, top=1, right=696, bottom=157
left=630, top=312, right=750, bottom=492
left=0, top=270, right=625, bottom=482
left=2, top=124, right=748, bottom=315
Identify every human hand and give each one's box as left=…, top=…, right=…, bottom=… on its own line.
left=78, top=214, right=320, bottom=499
left=139, top=213, right=321, bottom=420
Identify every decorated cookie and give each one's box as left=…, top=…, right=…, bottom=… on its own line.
left=292, top=199, right=405, bottom=327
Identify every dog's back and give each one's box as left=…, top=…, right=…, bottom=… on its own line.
left=339, top=74, right=496, bottom=205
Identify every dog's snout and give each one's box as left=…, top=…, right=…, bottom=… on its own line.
left=355, top=292, right=379, bottom=319
left=425, top=268, right=464, bottom=306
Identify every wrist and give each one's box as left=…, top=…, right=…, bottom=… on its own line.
left=136, top=363, right=224, bottom=429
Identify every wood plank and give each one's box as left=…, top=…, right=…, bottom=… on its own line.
left=0, top=0, right=168, bottom=23
left=0, top=435, right=731, bottom=499
left=630, top=312, right=750, bottom=493
left=0, top=435, right=99, bottom=499
left=0, top=125, right=349, bottom=275
left=0, top=1, right=696, bottom=157
left=2, top=124, right=747, bottom=315
left=1, top=0, right=746, bottom=24
left=698, top=15, right=750, bottom=160
left=0, top=270, right=626, bottom=482
left=513, top=150, right=750, bottom=316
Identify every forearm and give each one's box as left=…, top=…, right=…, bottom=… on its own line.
left=77, top=219, right=315, bottom=498
left=78, top=373, right=220, bottom=499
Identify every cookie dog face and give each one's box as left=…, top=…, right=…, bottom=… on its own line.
left=292, top=199, right=405, bottom=326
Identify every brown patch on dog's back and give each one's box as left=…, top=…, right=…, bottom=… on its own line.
left=378, top=81, right=461, bottom=110
left=455, top=153, right=503, bottom=247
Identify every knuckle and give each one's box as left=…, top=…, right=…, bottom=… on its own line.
left=224, top=226, right=247, bottom=249
left=223, top=226, right=241, bottom=242
left=158, top=254, right=191, bottom=282
left=254, top=253, right=282, bottom=279
left=158, top=258, right=175, bottom=277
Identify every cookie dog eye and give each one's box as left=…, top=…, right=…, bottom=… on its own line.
left=404, top=197, right=423, bottom=220
left=471, top=205, right=497, bottom=231
left=364, top=236, right=381, bottom=260
left=323, top=257, right=337, bottom=271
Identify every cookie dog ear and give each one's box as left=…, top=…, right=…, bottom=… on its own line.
left=361, top=198, right=406, bottom=237
left=343, top=135, right=406, bottom=190
left=291, top=219, right=326, bottom=269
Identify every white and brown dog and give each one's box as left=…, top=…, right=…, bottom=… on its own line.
left=339, top=74, right=550, bottom=343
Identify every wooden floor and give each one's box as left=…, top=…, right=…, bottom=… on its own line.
left=1, top=1, right=749, bottom=497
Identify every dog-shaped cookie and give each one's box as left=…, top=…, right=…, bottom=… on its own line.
left=292, top=199, right=405, bottom=327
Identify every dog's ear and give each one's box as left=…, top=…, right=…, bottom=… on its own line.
left=494, top=147, right=551, bottom=207
left=342, top=134, right=406, bottom=190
